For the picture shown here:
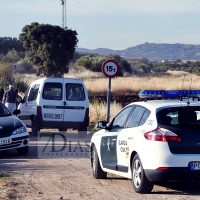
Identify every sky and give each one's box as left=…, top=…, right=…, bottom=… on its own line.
left=0, top=0, right=200, bottom=50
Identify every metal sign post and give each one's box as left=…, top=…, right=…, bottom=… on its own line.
left=101, top=60, right=119, bottom=123
left=106, top=78, right=111, bottom=123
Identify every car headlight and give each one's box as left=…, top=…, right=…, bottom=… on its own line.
left=12, top=126, right=27, bottom=135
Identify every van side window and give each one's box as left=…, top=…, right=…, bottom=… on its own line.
left=42, top=83, right=62, bottom=100
left=66, top=83, right=85, bottom=101
left=28, top=84, right=40, bottom=101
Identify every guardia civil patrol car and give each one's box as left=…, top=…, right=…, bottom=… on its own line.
left=90, top=90, right=200, bottom=193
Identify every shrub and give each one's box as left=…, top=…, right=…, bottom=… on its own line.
left=0, top=62, right=14, bottom=90
left=16, top=60, right=36, bottom=74
left=0, top=62, right=28, bottom=92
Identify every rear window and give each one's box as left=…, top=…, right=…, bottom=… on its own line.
left=157, top=107, right=200, bottom=129
left=42, top=83, right=62, bottom=100
left=66, top=83, right=85, bottom=101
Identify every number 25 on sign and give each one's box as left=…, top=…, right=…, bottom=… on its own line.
left=101, top=60, right=119, bottom=78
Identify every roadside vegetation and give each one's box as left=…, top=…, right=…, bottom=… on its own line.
left=1, top=36, right=200, bottom=126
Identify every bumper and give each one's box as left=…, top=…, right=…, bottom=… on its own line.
left=36, top=116, right=90, bottom=129
left=145, top=168, right=200, bottom=182
left=20, top=114, right=90, bottom=129
left=0, top=135, right=29, bottom=151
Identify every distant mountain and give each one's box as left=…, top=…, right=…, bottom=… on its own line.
left=76, top=43, right=200, bottom=62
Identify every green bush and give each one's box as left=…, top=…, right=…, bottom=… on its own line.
left=0, top=62, right=28, bottom=92
left=0, top=62, right=14, bottom=90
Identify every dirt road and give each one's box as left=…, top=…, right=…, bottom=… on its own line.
left=0, top=131, right=200, bottom=200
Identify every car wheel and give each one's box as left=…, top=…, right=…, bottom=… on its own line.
left=78, top=126, right=87, bottom=138
left=92, top=146, right=107, bottom=179
left=132, top=154, right=154, bottom=193
left=17, top=146, right=29, bottom=155
left=31, top=119, right=39, bottom=136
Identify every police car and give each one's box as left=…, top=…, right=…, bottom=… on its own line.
left=0, top=102, right=29, bottom=155
left=90, top=90, right=200, bottom=193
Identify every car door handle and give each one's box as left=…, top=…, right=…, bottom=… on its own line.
left=128, top=137, right=133, bottom=140
left=112, top=139, right=116, bottom=141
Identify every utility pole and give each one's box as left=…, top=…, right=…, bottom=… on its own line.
left=60, top=0, right=67, bottom=29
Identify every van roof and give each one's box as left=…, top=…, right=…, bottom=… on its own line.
left=30, top=77, right=84, bottom=85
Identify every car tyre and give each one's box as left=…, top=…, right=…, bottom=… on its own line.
left=31, top=119, right=39, bottom=136
left=17, top=146, right=29, bottom=155
left=132, top=154, right=154, bottom=193
left=92, top=146, right=107, bottom=179
left=78, top=126, right=87, bottom=138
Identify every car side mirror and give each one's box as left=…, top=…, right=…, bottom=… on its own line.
left=96, top=120, right=107, bottom=129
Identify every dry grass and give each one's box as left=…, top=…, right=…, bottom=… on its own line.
left=22, top=71, right=200, bottom=95
left=90, top=99, right=122, bottom=125
left=17, top=70, right=200, bottom=128
left=84, top=73, right=200, bottom=95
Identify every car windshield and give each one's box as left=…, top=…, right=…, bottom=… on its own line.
left=0, top=103, right=12, bottom=117
left=156, top=106, right=200, bottom=129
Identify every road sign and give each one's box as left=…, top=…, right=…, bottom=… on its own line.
left=101, top=60, right=119, bottom=78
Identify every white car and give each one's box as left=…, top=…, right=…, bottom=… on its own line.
left=0, top=102, right=29, bottom=155
left=90, top=90, right=200, bottom=193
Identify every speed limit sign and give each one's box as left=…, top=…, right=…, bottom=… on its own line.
left=101, top=60, right=119, bottom=78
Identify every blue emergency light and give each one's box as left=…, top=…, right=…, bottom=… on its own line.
left=138, top=90, right=200, bottom=99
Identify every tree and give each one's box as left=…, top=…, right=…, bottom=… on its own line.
left=19, top=22, right=78, bottom=77
left=0, top=37, right=25, bottom=55
left=3, top=49, right=25, bottom=63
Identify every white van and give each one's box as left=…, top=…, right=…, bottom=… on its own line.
left=18, top=78, right=89, bottom=138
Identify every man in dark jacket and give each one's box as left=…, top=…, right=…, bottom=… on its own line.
left=2, top=85, right=17, bottom=112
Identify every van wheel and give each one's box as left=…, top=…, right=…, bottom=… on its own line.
left=17, top=146, right=29, bottom=155
left=78, top=126, right=87, bottom=138
left=31, top=120, right=39, bottom=136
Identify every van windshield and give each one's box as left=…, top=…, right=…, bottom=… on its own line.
left=42, top=83, right=62, bottom=100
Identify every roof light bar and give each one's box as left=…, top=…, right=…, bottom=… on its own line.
left=138, top=90, right=200, bottom=99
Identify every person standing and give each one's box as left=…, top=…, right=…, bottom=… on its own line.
left=0, top=88, right=4, bottom=102
left=2, top=85, right=17, bottom=112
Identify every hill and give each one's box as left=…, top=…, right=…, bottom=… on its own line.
left=76, top=43, right=200, bottom=62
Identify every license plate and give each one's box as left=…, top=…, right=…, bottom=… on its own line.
left=189, top=162, right=200, bottom=170
left=0, top=138, right=12, bottom=145
left=44, top=113, right=62, bottom=119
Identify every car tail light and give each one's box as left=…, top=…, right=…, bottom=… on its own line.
left=144, top=127, right=181, bottom=142
left=37, top=106, right=42, bottom=116
left=156, top=167, right=168, bottom=171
